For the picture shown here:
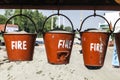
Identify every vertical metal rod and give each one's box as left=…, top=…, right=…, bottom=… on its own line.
left=20, top=9, right=22, bottom=15
left=57, top=0, right=60, bottom=15
left=94, top=10, right=96, bottom=16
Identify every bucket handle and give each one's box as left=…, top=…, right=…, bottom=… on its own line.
left=39, top=13, right=75, bottom=33
left=78, top=12, right=112, bottom=33
left=113, top=18, right=120, bottom=32
left=3, top=14, right=38, bottom=33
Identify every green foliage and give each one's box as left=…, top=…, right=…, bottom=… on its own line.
left=65, top=26, right=72, bottom=32
left=43, top=16, right=57, bottom=32
left=3, top=9, right=57, bottom=37
left=60, top=24, right=64, bottom=30
left=0, top=15, right=7, bottom=24
left=107, top=28, right=114, bottom=40
left=4, top=9, right=14, bottom=18
left=111, top=33, right=114, bottom=40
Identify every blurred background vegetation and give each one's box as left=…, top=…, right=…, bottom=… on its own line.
left=0, top=9, right=72, bottom=38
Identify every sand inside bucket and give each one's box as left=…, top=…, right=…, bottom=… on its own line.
left=48, top=30, right=73, bottom=34
left=4, top=31, right=36, bottom=34
left=83, top=29, right=108, bottom=32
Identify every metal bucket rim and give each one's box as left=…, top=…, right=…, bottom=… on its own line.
left=80, top=31, right=111, bottom=34
left=48, top=30, right=74, bottom=33
left=113, top=32, right=120, bottom=34
left=3, top=33, right=37, bottom=35
left=44, top=32, right=75, bottom=34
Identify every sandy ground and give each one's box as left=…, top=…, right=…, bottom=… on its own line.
left=0, top=43, right=120, bottom=80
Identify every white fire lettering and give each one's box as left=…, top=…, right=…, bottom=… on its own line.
left=90, top=43, right=103, bottom=53
left=11, top=41, right=27, bottom=50
left=58, top=40, right=72, bottom=49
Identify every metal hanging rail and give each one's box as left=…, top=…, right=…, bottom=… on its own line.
left=0, top=0, right=119, bottom=10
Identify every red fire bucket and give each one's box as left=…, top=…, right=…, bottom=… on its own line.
left=41, top=13, right=75, bottom=64
left=113, top=18, right=120, bottom=64
left=3, top=14, right=37, bottom=61
left=78, top=13, right=112, bottom=69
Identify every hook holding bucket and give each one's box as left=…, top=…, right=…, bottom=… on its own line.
left=39, top=10, right=75, bottom=33
left=58, top=9, right=60, bottom=15
left=94, top=10, right=96, bottom=16
left=3, top=12, right=38, bottom=33
left=78, top=11, right=112, bottom=33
